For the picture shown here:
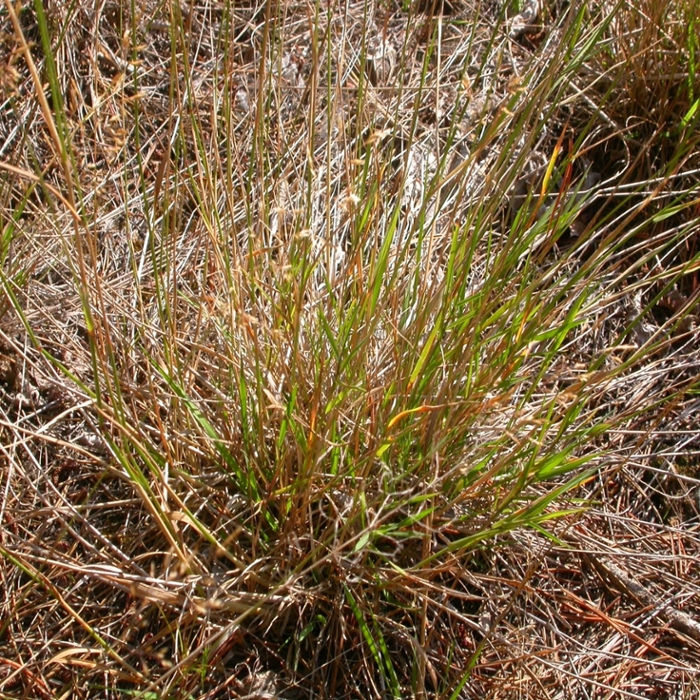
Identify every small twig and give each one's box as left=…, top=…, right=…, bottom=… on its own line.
left=566, top=532, right=700, bottom=644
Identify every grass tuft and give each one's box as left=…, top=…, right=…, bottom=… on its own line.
left=1, top=0, right=699, bottom=697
